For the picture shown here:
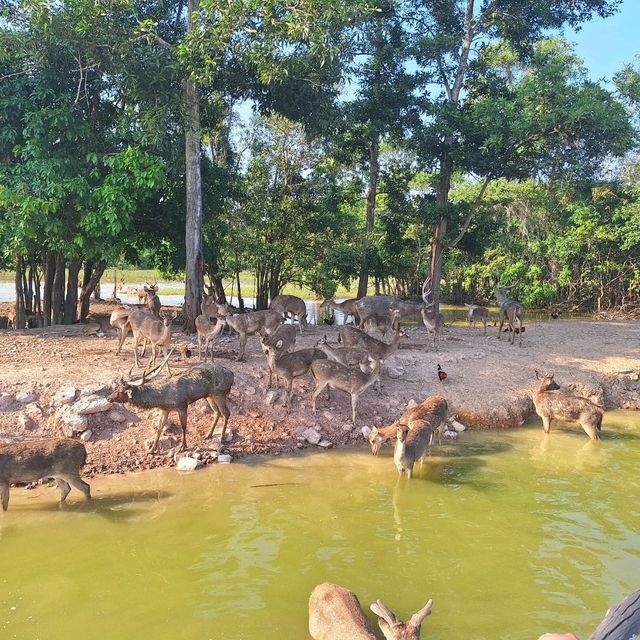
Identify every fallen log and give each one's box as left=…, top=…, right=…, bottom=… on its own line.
left=589, top=589, right=640, bottom=640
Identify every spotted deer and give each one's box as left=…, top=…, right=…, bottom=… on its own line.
left=532, top=371, right=603, bottom=440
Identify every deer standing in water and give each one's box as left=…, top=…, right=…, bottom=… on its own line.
left=532, top=371, right=603, bottom=440
left=0, top=439, right=91, bottom=510
left=308, top=582, right=433, bottom=640
left=496, top=286, right=524, bottom=346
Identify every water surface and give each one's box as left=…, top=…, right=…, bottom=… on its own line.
left=1, top=412, right=639, bottom=640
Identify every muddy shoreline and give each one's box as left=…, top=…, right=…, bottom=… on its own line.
left=0, top=300, right=638, bottom=476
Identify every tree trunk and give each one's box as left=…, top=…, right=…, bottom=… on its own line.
left=63, top=258, right=82, bottom=324
left=42, top=251, right=55, bottom=327
left=15, top=254, right=25, bottom=331
left=205, top=268, right=227, bottom=305
left=357, top=134, right=380, bottom=299
left=78, top=261, right=106, bottom=320
left=31, top=256, right=42, bottom=327
left=51, top=252, right=66, bottom=325
left=182, top=0, right=204, bottom=333
left=236, top=270, right=244, bottom=312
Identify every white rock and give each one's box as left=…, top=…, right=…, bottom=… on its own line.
left=318, top=439, right=333, bottom=448
left=80, top=429, right=93, bottom=442
left=360, top=426, right=372, bottom=438
left=406, top=399, right=418, bottom=409
left=302, top=427, right=322, bottom=445
left=450, top=419, right=466, bottom=433
left=79, top=383, right=109, bottom=397
left=55, top=387, right=78, bottom=405
left=24, top=403, right=42, bottom=420
left=73, top=395, right=112, bottom=415
left=16, top=391, right=37, bottom=404
left=56, top=407, right=88, bottom=437
left=0, top=393, right=14, bottom=411
left=108, top=410, right=127, bottom=423
left=342, top=423, right=353, bottom=432
left=217, top=454, right=232, bottom=464
left=176, top=456, right=204, bottom=472
left=265, top=389, right=280, bottom=405
left=384, top=365, right=405, bottom=379
left=245, top=386, right=257, bottom=395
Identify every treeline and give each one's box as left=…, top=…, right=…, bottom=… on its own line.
left=1, top=0, right=639, bottom=328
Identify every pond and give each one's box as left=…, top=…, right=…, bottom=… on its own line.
left=1, top=411, right=639, bottom=640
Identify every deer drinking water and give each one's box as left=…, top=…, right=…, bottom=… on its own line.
left=496, top=286, right=524, bottom=346
left=532, top=371, right=603, bottom=440
left=308, top=582, right=433, bottom=640
left=0, top=438, right=91, bottom=510
left=394, top=396, right=449, bottom=478
left=109, top=356, right=234, bottom=453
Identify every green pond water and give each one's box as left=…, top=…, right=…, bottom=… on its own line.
left=1, top=412, right=639, bottom=640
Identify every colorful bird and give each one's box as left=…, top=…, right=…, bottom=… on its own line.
left=437, top=364, right=447, bottom=383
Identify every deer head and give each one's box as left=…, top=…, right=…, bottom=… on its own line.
left=535, top=370, right=560, bottom=391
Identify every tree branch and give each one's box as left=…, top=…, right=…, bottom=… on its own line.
left=445, top=175, right=491, bottom=250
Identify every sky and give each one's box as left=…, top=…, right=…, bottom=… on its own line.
left=565, top=0, right=640, bottom=83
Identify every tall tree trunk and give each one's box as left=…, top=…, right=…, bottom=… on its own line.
left=357, top=134, right=380, bottom=299
left=51, top=252, right=66, bottom=325
left=63, top=258, right=82, bottom=324
left=78, top=261, right=106, bottom=320
left=31, top=256, right=42, bottom=327
left=183, top=0, right=204, bottom=333
left=15, top=254, right=25, bottom=331
left=42, top=251, right=55, bottom=327
left=235, top=270, right=244, bottom=312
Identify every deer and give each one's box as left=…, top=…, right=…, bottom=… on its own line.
left=338, top=317, right=405, bottom=367
left=308, top=582, right=433, bottom=640
left=110, top=306, right=135, bottom=354
left=419, top=280, right=444, bottom=350
left=394, top=396, right=449, bottom=478
left=311, top=355, right=381, bottom=424
left=464, top=303, right=489, bottom=334
left=259, top=324, right=298, bottom=386
left=195, top=314, right=225, bottom=361
left=496, top=286, right=524, bottom=346
left=217, top=308, right=283, bottom=361
left=109, top=353, right=234, bottom=453
left=127, top=308, right=177, bottom=368
left=0, top=439, right=91, bottom=511
left=261, top=345, right=327, bottom=405
left=201, top=294, right=232, bottom=320
left=270, top=294, right=308, bottom=333
left=6, top=306, right=16, bottom=330
left=319, top=298, right=360, bottom=325
left=532, top=371, right=603, bottom=440
left=368, top=395, right=448, bottom=456
left=144, top=286, right=162, bottom=317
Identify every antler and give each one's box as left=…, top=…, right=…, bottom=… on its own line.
left=421, top=277, right=432, bottom=304
left=370, top=600, right=399, bottom=626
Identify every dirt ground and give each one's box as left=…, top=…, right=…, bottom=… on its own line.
left=0, top=299, right=639, bottom=476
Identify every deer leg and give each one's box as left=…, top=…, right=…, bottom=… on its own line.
left=0, top=482, right=9, bottom=511
left=237, top=333, right=247, bottom=361
left=150, top=409, right=170, bottom=453
left=63, top=474, right=91, bottom=500
left=140, top=338, right=148, bottom=358
left=134, top=336, right=142, bottom=367
left=198, top=334, right=203, bottom=360
left=283, top=377, right=293, bottom=407
left=56, top=478, right=71, bottom=503
left=541, top=415, right=552, bottom=433
left=483, top=319, right=487, bottom=335
left=116, top=326, right=127, bottom=354
left=151, top=343, right=158, bottom=367
left=497, top=314, right=505, bottom=340
left=312, top=382, right=328, bottom=412
left=350, top=392, right=359, bottom=425
left=177, top=408, right=188, bottom=451
left=209, top=394, right=230, bottom=442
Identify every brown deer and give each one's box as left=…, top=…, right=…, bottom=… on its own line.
left=496, top=286, right=523, bottom=346
left=144, top=286, right=162, bottom=317
left=270, top=294, right=308, bottom=333
left=127, top=309, right=177, bottom=367
left=110, top=306, right=135, bottom=354
left=394, top=396, right=448, bottom=478
left=195, top=314, right=225, bottom=361
left=464, top=303, right=489, bottom=334
left=6, top=306, right=16, bottom=330
left=338, top=319, right=405, bottom=366
left=109, top=355, right=234, bottom=453
left=201, top=294, right=232, bottom=321
left=369, top=395, right=448, bottom=456
left=0, top=439, right=91, bottom=510
left=532, top=371, right=603, bottom=440
left=217, top=308, right=283, bottom=361
left=311, top=356, right=381, bottom=424
left=260, top=324, right=298, bottom=386
left=261, top=345, right=327, bottom=405
left=419, top=280, right=444, bottom=350
left=319, top=298, right=360, bottom=325
left=308, top=582, right=433, bottom=640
